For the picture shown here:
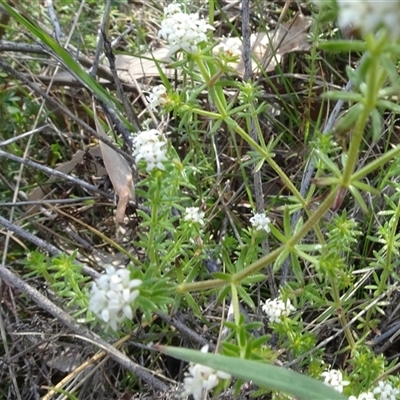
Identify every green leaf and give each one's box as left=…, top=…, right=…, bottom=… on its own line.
left=315, top=150, right=342, bottom=177
left=184, top=293, right=202, bottom=315
left=318, top=40, right=367, bottom=52
left=237, top=285, right=255, bottom=310
left=370, top=107, right=382, bottom=143
left=351, top=180, right=380, bottom=195
left=376, top=99, right=400, bottom=113
left=349, top=185, right=369, bottom=214
left=333, top=104, right=365, bottom=136
left=269, top=224, right=287, bottom=243
left=158, top=346, right=347, bottom=400
left=322, top=91, right=363, bottom=102
left=212, top=272, right=233, bottom=281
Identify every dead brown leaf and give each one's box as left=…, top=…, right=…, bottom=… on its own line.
left=236, top=13, right=312, bottom=75
left=92, top=106, right=135, bottom=224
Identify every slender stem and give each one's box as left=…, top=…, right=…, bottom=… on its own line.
left=342, top=36, right=386, bottom=187
left=181, top=105, right=222, bottom=119
left=378, top=200, right=400, bottom=294
left=179, top=186, right=339, bottom=293
left=341, top=106, right=371, bottom=187
left=233, top=187, right=338, bottom=284
left=176, top=277, right=226, bottom=293
left=148, top=174, right=161, bottom=267
left=330, top=277, right=356, bottom=349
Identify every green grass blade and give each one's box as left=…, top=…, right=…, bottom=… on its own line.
left=158, top=346, right=348, bottom=400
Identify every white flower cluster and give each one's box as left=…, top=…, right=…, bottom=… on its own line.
left=349, top=392, right=375, bottom=400
left=89, top=266, right=142, bottom=331
left=262, top=297, right=296, bottom=324
left=373, top=381, right=400, bottom=400
left=250, top=212, right=271, bottom=233
left=131, top=129, right=168, bottom=173
left=335, top=0, right=400, bottom=39
left=182, top=345, right=231, bottom=400
left=321, top=369, right=350, bottom=393
left=348, top=381, right=400, bottom=400
left=147, top=84, right=168, bottom=112
left=159, top=3, right=214, bottom=55
left=214, top=37, right=242, bottom=59
left=184, top=207, right=205, bottom=225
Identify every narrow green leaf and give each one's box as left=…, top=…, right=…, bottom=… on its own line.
left=322, top=91, right=363, bottom=102
left=349, top=186, right=369, bottom=214
left=377, top=99, right=400, bottom=113
left=318, top=40, right=367, bottom=52
left=237, top=285, right=255, bottom=310
left=158, top=346, right=347, bottom=400
left=352, top=180, right=380, bottom=195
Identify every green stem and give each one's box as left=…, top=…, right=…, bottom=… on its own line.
left=208, top=0, right=214, bottom=26
left=177, top=277, right=226, bottom=293
left=378, top=200, right=400, bottom=294
left=330, top=276, right=355, bottom=349
left=229, top=119, right=307, bottom=207
left=233, top=187, right=338, bottom=284
left=178, top=186, right=338, bottom=293
left=181, top=105, right=222, bottom=119
left=342, top=37, right=386, bottom=187
left=148, top=174, right=161, bottom=267
left=341, top=104, right=372, bottom=187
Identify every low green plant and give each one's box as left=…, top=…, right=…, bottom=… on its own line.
left=6, top=0, right=400, bottom=399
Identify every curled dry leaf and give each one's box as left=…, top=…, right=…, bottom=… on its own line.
left=237, top=13, right=313, bottom=75
left=93, top=106, right=135, bottom=224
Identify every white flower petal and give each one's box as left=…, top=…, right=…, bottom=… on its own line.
left=89, top=266, right=142, bottom=330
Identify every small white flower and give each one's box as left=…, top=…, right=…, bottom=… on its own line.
left=321, top=369, right=350, bottom=393
left=184, top=207, right=205, bottom=225
left=262, top=297, right=296, bottom=324
left=147, top=84, right=168, bottom=112
left=348, top=392, right=375, bottom=400
left=335, top=0, right=400, bottom=39
left=131, top=129, right=168, bottom=173
left=164, top=2, right=182, bottom=16
left=214, top=37, right=242, bottom=59
left=250, top=212, right=271, bottom=233
left=89, top=266, right=142, bottom=331
left=182, top=345, right=231, bottom=400
left=159, top=5, right=214, bottom=55
left=373, top=381, right=400, bottom=400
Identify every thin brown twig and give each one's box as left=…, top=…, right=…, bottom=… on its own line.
left=102, top=31, right=141, bottom=133
left=0, top=148, right=116, bottom=200
left=0, top=40, right=118, bottom=82
left=0, top=214, right=100, bottom=279
left=0, top=57, right=135, bottom=164
left=18, top=73, right=137, bottom=91
left=0, top=196, right=98, bottom=207
left=156, top=312, right=216, bottom=351
left=89, top=0, right=112, bottom=78
left=242, top=0, right=276, bottom=298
